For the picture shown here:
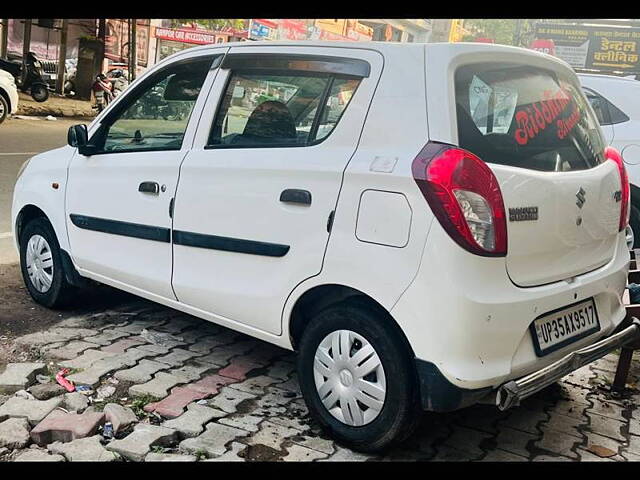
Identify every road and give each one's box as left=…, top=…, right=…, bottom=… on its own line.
left=0, top=116, right=83, bottom=264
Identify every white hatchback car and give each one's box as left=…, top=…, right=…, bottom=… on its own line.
left=12, top=42, right=640, bottom=451
left=0, top=69, right=19, bottom=124
left=579, top=73, right=640, bottom=248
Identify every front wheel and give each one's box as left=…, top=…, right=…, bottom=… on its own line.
left=297, top=301, right=421, bottom=452
left=19, top=217, right=75, bottom=308
left=30, top=84, right=49, bottom=102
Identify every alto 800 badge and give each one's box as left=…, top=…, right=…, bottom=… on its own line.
left=509, top=206, right=539, bottom=222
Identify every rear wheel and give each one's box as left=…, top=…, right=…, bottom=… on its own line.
left=0, top=94, right=8, bottom=124
left=30, top=84, right=49, bottom=102
left=19, top=217, right=75, bottom=308
left=297, top=301, right=421, bottom=452
left=630, top=203, right=640, bottom=249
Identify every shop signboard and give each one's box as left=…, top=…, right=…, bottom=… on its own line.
left=249, top=19, right=277, bottom=40
left=534, top=23, right=640, bottom=72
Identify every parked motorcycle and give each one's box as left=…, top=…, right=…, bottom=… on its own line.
left=0, top=52, right=50, bottom=102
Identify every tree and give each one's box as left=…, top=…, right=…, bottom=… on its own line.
left=462, top=19, right=542, bottom=47
left=171, top=19, right=247, bottom=31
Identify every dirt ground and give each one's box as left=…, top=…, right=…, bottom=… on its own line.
left=0, top=262, right=145, bottom=369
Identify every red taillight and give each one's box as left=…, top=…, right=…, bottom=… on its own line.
left=412, top=142, right=507, bottom=257
left=605, top=146, right=630, bottom=232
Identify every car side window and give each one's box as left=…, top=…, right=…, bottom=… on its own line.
left=208, top=71, right=361, bottom=148
left=93, top=58, right=213, bottom=154
left=583, top=87, right=630, bottom=126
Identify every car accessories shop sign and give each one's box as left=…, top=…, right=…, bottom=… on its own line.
left=535, top=24, right=640, bottom=73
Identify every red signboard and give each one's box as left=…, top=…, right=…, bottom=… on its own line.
left=474, top=37, right=495, bottom=44
left=530, top=38, right=556, bottom=56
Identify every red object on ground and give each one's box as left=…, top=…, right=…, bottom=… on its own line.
left=55, top=368, right=76, bottom=392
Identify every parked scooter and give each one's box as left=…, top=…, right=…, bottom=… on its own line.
left=0, top=52, right=50, bottom=102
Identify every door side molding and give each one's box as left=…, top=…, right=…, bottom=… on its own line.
left=173, top=230, right=290, bottom=257
left=69, top=214, right=171, bottom=243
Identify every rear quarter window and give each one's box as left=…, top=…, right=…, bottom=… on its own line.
left=455, top=63, right=606, bottom=172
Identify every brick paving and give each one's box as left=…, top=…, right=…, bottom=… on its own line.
left=1, top=301, right=640, bottom=461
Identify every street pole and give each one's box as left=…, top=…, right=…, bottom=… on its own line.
left=513, top=18, right=523, bottom=47
left=22, top=19, right=32, bottom=59
left=130, top=19, right=137, bottom=81
left=97, top=19, right=106, bottom=74
left=1, top=19, right=8, bottom=59
left=56, top=19, right=68, bottom=95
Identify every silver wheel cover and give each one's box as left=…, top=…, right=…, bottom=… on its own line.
left=313, top=329, right=386, bottom=426
left=26, top=234, right=54, bottom=293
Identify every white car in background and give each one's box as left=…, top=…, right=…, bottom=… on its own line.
left=579, top=73, right=640, bottom=247
left=0, top=69, right=19, bottom=124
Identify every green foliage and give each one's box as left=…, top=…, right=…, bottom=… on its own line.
left=462, top=19, right=543, bottom=47
left=171, top=19, right=247, bottom=31
left=129, top=394, right=157, bottom=416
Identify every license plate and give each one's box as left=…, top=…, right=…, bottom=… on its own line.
left=530, top=298, right=600, bottom=356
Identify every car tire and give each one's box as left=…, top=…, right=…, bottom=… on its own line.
left=630, top=203, right=640, bottom=249
left=297, top=300, right=421, bottom=452
left=19, top=217, right=75, bottom=308
left=0, top=94, right=8, bottom=124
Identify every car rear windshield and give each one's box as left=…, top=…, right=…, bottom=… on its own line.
left=454, top=62, right=606, bottom=172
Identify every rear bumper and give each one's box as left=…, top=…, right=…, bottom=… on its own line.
left=415, top=318, right=640, bottom=412
left=495, top=318, right=640, bottom=410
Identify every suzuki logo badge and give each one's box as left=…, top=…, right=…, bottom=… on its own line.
left=576, top=187, right=586, bottom=209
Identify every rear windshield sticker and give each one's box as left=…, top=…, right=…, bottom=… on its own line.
left=514, top=88, right=575, bottom=146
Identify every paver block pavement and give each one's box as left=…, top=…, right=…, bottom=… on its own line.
left=48, top=436, right=119, bottom=461
left=59, top=349, right=118, bottom=370
left=218, top=357, right=263, bottom=381
left=46, top=341, right=97, bottom=360
left=154, top=349, right=199, bottom=367
left=0, top=396, right=63, bottom=426
left=144, top=386, right=209, bottom=418
left=62, top=393, right=89, bottom=413
left=283, top=443, right=329, bottom=461
left=207, top=386, right=256, bottom=414
left=106, top=424, right=179, bottom=462
left=0, top=417, right=31, bottom=449
left=29, top=383, right=66, bottom=401
left=129, top=372, right=186, bottom=400
left=14, top=328, right=98, bottom=347
left=145, top=452, right=197, bottom=461
left=84, top=329, right=132, bottom=346
left=104, top=403, right=137, bottom=433
left=179, top=422, right=249, bottom=458
left=115, top=359, right=167, bottom=383
left=162, top=403, right=227, bottom=437
left=0, top=363, right=47, bottom=394
left=13, top=449, right=65, bottom=462
left=101, top=336, right=147, bottom=354
left=30, top=409, right=105, bottom=446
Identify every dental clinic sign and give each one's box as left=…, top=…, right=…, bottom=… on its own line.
left=534, top=23, right=640, bottom=73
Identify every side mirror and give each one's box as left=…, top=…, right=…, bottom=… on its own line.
left=68, top=124, right=95, bottom=156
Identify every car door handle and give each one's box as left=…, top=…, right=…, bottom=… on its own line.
left=280, top=189, right=312, bottom=205
left=139, top=181, right=160, bottom=195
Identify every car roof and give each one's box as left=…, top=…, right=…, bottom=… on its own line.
left=578, top=72, right=638, bottom=83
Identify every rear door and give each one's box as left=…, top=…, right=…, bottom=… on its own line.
left=426, top=45, right=624, bottom=287
left=171, top=46, right=383, bottom=335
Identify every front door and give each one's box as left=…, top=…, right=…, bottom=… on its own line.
left=172, top=46, right=383, bottom=335
left=66, top=54, right=219, bottom=299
